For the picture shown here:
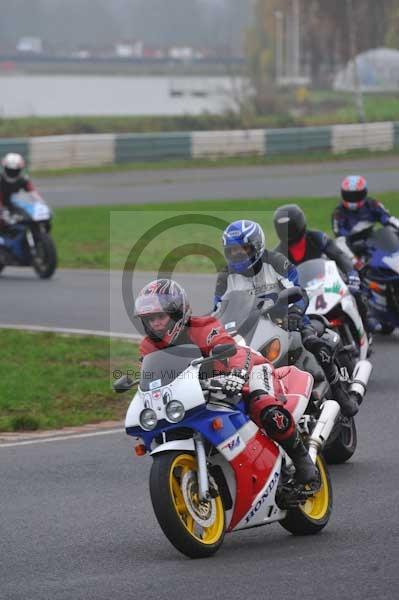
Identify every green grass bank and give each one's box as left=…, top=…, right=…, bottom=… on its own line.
left=0, top=330, right=139, bottom=432
left=1, top=92, right=399, bottom=138
left=53, top=192, right=399, bottom=271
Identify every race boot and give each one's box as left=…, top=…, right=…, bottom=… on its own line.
left=279, top=428, right=320, bottom=486
left=329, top=372, right=359, bottom=417
left=302, top=328, right=359, bottom=417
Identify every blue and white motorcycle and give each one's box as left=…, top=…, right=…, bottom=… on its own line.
left=0, top=193, right=57, bottom=279
left=356, top=225, right=399, bottom=335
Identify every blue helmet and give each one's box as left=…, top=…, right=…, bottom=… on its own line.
left=222, top=220, right=265, bottom=273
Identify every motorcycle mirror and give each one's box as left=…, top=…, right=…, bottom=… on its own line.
left=191, top=343, right=237, bottom=367
left=212, top=344, right=237, bottom=358
left=266, top=286, right=309, bottom=319
left=113, top=375, right=139, bottom=393
left=277, top=286, right=306, bottom=306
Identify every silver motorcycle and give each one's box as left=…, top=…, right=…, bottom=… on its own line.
left=215, top=287, right=370, bottom=464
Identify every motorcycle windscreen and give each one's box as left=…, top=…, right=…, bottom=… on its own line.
left=297, top=259, right=326, bottom=289
left=216, top=290, right=262, bottom=336
left=140, top=344, right=202, bottom=391
left=369, top=227, right=399, bottom=254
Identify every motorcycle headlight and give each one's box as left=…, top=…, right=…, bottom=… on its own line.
left=165, top=400, right=185, bottom=423
left=262, top=338, right=281, bottom=362
left=139, top=408, right=158, bottom=431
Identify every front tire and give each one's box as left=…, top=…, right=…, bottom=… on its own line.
left=323, top=416, right=357, bottom=464
left=279, top=455, right=332, bottom=535
left=150, top=452, right=225, bottom=559
left=32, top=232, right=57, bottom=279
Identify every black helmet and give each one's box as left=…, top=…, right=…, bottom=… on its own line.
left=274, top=204, right=306, bottom=245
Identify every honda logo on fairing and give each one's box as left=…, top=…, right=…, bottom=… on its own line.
left=245, top=471, right=280, bottom=524
left=222, top=436, right=241, bottom=452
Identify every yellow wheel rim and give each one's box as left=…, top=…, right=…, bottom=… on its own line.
left=300, top=456, right=330, bottom=521
left=168, top=454, right=225, bottom=545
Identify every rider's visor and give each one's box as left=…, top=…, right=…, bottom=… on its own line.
left=135, top=294, right=177, bottom=316
left=224, top=243, right=255, bottom=264
left=4, top=167, right=21, bottom=179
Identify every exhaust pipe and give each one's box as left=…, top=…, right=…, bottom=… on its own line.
left=308, top=400, right=340, bottom=462
left=349, top=360, right=373, bottom=402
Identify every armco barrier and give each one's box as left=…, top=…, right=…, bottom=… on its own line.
left=393, top=122, right=399, bottom=148
left=265, top=126, right=332, bottom=155
left=29, top=134, right=115, bottom=170
left=192, top=130, right=264, bottom=158
left=332, top=122, right=394, bottom=154
left=115, top=132, right=191, bottom=163
left=0, top=122, right=396, bottom=171
left=0, top=138, right=30, bottom=163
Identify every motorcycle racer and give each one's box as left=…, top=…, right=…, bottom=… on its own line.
left=135, top=278, right=319, bottom=486
left=214, top=220, right=359, bottom=418
left=0, top=153, right=43, bottom=230
left=273, top=203, right=371, bottom=335
left=332, top=175, right=399, bottom=239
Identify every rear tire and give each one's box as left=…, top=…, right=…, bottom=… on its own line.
left=150, top=452, right=225, bottom=558
left=32, top=232, right=57, bottom=279
left=379, top=324, right=395, bottom=335
left=323, top=416, right=357, bottom=464
left=279, top=455, right=332, bottom=535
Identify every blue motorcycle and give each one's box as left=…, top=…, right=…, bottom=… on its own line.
left=0, top=193, right=57, bottom=279
left=355, top=225, right=399, bottom=335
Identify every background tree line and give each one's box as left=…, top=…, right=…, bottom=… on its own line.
left=247, top=0, right=399, bottom=88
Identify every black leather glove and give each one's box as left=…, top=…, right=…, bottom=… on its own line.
left=220, top=368, right=248, bottom=396
left=285, top=305, right=304, bottom=332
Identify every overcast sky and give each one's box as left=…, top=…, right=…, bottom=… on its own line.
left=0, top=0, right=253, bottom=51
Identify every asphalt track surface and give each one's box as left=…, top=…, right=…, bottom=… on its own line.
left=0, top=269, right=215, bottom=336
left=37, top=156, right=399, bottom=207
left=2, top=332, right=399, bottom=600
left=2, top=159, right=399, bottom=598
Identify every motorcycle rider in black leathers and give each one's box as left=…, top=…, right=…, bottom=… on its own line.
left=0, top=153, right=43, bottom=231
left=214, top=219, right=359, bottom=417
left=273, top=203, right=372, bottom=336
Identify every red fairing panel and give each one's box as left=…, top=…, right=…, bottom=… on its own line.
left=275, top=366, right=313, bottom=422
left=227, top=431, right=279, bottom=532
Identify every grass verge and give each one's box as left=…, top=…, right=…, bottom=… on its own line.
left=1, top=92, right=399, bottom=139
left=53, top=192, right=399, bottom=271
left=0, top=330, right=139, bottom=432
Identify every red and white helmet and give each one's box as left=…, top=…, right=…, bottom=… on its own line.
left=2, top=153, right=25, bottom=183
left=341, top=175, right=368, bottom=210
left=134, top=279, right=191, bottom=344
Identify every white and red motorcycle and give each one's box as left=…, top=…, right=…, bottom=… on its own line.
left=117, top=342, right=338, bottom=558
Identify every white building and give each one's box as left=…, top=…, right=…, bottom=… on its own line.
left=16, top=37, right=43, bottom=54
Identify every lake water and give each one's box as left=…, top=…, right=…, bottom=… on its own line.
left=0, top=74, right=242, bottom=117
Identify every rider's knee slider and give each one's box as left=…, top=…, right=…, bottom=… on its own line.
left=260, top=406, right=295, bottom=442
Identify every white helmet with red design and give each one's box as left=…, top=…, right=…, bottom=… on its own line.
left=341, top=175, right=368, bottom=210
left=1, top=153, right=25, bottom=183
left=134, top=279, right=192, bottom=344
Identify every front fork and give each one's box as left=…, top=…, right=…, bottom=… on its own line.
left=194, top=433, right=211, bottom=501
left=26, top=228, right=37, bottom=258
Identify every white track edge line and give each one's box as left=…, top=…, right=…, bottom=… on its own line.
left=0, top=428, right=125, bottom=448
left=0, top=323, right=142, bottom=340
